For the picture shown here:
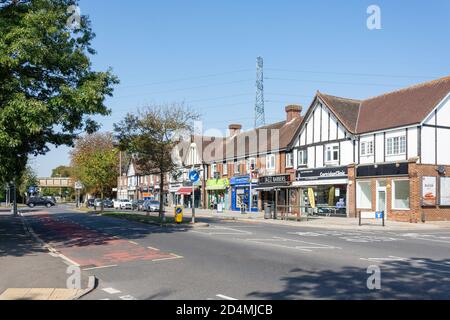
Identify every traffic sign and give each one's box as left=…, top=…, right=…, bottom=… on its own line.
left=189, top=170, right=200, bottom=183
left=75, top=181, right=83, bottom=190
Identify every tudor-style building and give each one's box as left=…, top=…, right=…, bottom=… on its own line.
left=290, top=76, right=450, bottom=222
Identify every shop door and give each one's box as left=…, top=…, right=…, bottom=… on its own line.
left=377, top=190, right=386, bottom=215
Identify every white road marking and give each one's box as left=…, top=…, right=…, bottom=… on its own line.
left=216, top=294, right=238, bottom=300
left=128, top=240, right=139, bottom=245
left=360, top=256, right=408, bottom=262
left=191, top=226, right=252, bottom=236
left=83, top=265, right=118, bottom=271
left=102, top=287, right=122, bottom=294
left=120, top=295, right=137, bottom=300
left=147, top=246, right=160, bottom=251
left=152, top=254, right=184, bottom=262
left=243, top=237, right=340, bottom=252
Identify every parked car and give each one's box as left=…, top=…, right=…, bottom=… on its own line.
left=135, top=200, right=145, bottom=211
left=114, top=199, right=133, bottom=210
left=27, top=197, right=55, bottom=208
left=143, top=200, right=160, bottom=212
left=103, top=199, right=114, bottom=208
left=86, top=198, right=95, bottom=208
left=94, top=198, right=103, bottom=208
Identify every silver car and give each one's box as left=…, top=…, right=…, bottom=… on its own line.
left=143, top=200, right=160, bottom=212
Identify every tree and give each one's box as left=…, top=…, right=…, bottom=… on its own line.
left=18, top=165, right=38, bottom=202
left=114, top=103, right=200, bottom=222
left=0, top=0, right=118, bottom=214
left=51, top=165, right=74, bottom=178
left=70, top=132, right=119, bottom=211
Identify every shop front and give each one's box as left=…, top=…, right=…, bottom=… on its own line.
left=206, top=178, right=230, bottom=210
left=176, top=181, right=201, bottom=209
left=169, top=183, right=183, bottom=207
left=293, top=166, right=349, bottom=217
left=256, top=174, right=291, bottom=212
left=230, top=176, right=258, bottom=212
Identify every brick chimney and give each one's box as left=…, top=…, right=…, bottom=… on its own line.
left=228, top=124, right=242, bottom=137
left=285, top=105, right=302, bottom=122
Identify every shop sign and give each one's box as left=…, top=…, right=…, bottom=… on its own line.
left=422, top=176, right=437, bottom=206
left=206, top=178, right=229, bottom=191
left=440, top=177, right=450, bottom=206
left=230, top=176, right=250, bottom=186
left=296, top=167, right=348, bottom=181
left=258, top=175, right=290, bottom=186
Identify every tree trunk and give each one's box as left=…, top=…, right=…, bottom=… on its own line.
left=100, top=190, right=104, bottom=213
left=159, top=172, right=165, bottom=223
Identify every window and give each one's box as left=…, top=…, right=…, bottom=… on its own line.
left=234, top=161, right=240, bottom=174
left=357, top=181, right=372, bottom=209
left=298, top=149, right=307, bottom=166
left=325, top=144, right=340, bottom=164
left=392, top=180, right=410, bottom=209
left=386, top=136, right=406, bottom=156
left=211, top=163, right=217, bottom=177
left=222, top=162, right=228, bottom=175
left=285, top=152, right=293, bottom=168
left=246, top=158, right=256, bottom=173
left=266, top=154, right=276, bottom=170
left=361, top=141, right=374, bottom=156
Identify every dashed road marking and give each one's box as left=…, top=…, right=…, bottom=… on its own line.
left=216, top=294, right=238, bottom=300
left=120, top=295, right=137, bottom=300
left=128, top=240, right=139, bottom=245
left=83, top=265, right=118, bottom=271
left=147, top=246, right=160, bottom=251
left=102, top=287, right=121, bottom=294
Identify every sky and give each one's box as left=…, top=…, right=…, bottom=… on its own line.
left=32, top=0, right=450, bottom=176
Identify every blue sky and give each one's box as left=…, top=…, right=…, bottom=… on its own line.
left=32, top=0, right=450, bottom=176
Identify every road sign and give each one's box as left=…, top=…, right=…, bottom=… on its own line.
left=75, top=181, right=83, bottom=190
left=189, top=170, right=200, bottom=183
left=28, top=186, right=37, bottom=194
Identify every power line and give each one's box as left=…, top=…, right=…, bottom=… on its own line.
left=113, top=79, right=254, bottom=99
left=117, top=69, right=253, bottom=89
left=265, top=77, right=406, bottom=88
left=266, top=68, right=438, bottom=80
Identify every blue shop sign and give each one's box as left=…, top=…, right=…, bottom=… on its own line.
left=230, top=176, right=250, bottom=186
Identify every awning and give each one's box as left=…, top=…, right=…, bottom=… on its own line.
left=206, top=185, right=227, bottom=191
left=176, top=187, right=193, bottom=195
left=292, top=178, right=348, bottom=187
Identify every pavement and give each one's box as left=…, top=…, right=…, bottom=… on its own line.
left=2, top=204, right=450, bottom=300
left=0, top=210, right=93, bottom=300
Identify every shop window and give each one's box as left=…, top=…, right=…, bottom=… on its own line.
left=386, top=136, right=406, bottom=156
left=298, top=149, right=307, bottom=166
left=361, top=141, right=374, bottom=156
left=266, top=154, right=276, bottom=170
left=285, top=152, right=293, bottom=168
left=325, top=144, right=340, bottom=164
left=357, top=181, right=372, bottom=209
left=392, top=180, right=410, bottom=209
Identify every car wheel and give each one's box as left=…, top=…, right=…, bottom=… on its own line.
left=28, top=203, right=35, bottom=208
left=46, top=203, right=51, bottom=208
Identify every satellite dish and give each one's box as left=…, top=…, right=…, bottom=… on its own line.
left=437, top=166, right=446, bottom=175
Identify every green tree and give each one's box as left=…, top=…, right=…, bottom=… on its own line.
left=51, top=165, right=74, bottom=178
left=70, top=132, right=119, bottom=211
left=18, top=165, right=38, bottom=202
left=0, top=0, right=118, bottom=214
left=114, top=103, right=200, bottom=222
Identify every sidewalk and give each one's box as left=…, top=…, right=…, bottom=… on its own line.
left=0, top=213, right=90, bottom=300
left=180, top=207, right=450, bottom=231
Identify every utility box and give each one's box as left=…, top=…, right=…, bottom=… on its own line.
left=264, top=205, right=272, bottom=219
left=174, top=206, right=184, bottom=224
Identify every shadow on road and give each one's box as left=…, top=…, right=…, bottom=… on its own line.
left=248, top=258, right=450, bottom=299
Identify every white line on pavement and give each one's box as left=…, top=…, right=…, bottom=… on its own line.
left=147, top=246, right=160, bottom=251
left=216, top=294, right=238, bottom=300
left=120, top=295, right=137, bottom=300
left=102, top=287, right=122, bottom=294
left=83, top=265, right=118, bottom=271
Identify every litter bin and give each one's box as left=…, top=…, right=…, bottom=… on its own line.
left=174, top=205, right=184, bottom=224
left=264, top=204, right=272, bottom=219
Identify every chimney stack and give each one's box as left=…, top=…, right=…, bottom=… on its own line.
left=285, top=105, right=302, bottom=122
left=228, top=124, right=242, bottom=137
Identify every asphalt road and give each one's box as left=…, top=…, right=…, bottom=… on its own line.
left=19, top=205, right=450, bottom=300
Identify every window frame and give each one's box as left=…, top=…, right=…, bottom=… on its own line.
left=266, top=154, right=276, bottom=170
left=356, top=181, right=373, bottom=209
left=285, top=152, right=294, bottom=168
left=222, top=162, right=228, bottom=175
left=386, top=135, right=406, bottom=156
left=297, top=149, right=307, bottom=166
left=392, top=179, right=410, bottom=210
left=360, top=140, right=374, bottom=156
left=325, top=143, right=340, bottom=164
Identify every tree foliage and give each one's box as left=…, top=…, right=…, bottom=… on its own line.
left=70, top=132, right=119, bottom=204
left=114, top=103, right=200, bottom=219
left=0, top=0, right=118, bottom=185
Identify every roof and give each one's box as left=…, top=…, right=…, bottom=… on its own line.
left=317, top=92, right=361, bottom=133
left=204, top=115, right=303, bottom=163
left=356, top=76, right=450, bottom=133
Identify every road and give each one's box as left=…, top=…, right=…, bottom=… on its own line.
left=18, top=205, right=450, bottom=300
